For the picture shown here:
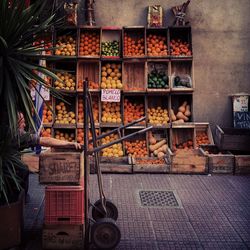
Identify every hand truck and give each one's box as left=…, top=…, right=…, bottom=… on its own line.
left=83, top=79, right=152, bottom=249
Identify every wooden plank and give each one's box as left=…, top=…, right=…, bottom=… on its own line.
left=235, top=155, right=250, bottom=174
left=171, top=164, right=205, bottom=173
left=42, top=225, right=84, bottom=250
left=215, top=125, right=250, bottom=151
left=39, top=152, right=84, bottom=184
left=133, top=164, right=169, bottom=173
left=100, top=164, right=132, bottom=173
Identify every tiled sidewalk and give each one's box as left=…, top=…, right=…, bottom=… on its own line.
left=24, top=173, right=250, bottom=249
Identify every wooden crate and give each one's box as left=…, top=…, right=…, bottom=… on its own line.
left=171, top=94, right=193, bottom=124
left=132, top=153, right=171, bottom=173
left=123, top=61, right=146, bottom=91
left=171, top=127, right=195, bottom=151
left=42, top=224, right=84, bottom=250
left=215, top=125, right=250, bottom=151
left=21, top=152, right=39, bottom=172
left=39, top=151, right=84, bottom=184
left=101, top=27, right=122, bottom=58
left=167, top=149, right=208, bottom=174
left=234, top=152, right=250, bottom=174
left=147, top=95, right=170, bottom=127
left=146, top=61, right=170, bottom=92
left=123, top=26, right=145, bottom=58
left=77, top=60, right=99, bottom=90
left=195, top=122, right=214, bottom=147
left=199, top=145, right=234, bottom=174
left=99, top=156, right=132, bottom=173
left=169, top=26, right=192, bottom=58
left=170, top=60, right=193, bottom=91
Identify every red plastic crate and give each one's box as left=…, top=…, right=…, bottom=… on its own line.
left=45, top=185, right=84, bottom=225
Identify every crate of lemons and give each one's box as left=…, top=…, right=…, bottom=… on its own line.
left=55, top=102, right=76, bottom=125
left=54, top=71, right=76, bottom=91
left=101, top=102, right=122, bottom=124
left=100, top=63, right=123, bottom=89
left=101, top=132, right=124, bottom=158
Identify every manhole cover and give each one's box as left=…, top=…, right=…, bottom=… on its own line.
left=139, top=190, right=180, bottom=207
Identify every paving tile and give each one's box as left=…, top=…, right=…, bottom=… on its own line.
left=230, top=220, right=250, bottom=242
left=116, top=205, right=150, bottom=222
left=157, top=240, right=203, bottom=250
left=201, top=241, right=248, bottom=250
left=117, top=220, right=155, bottom=241
left=220, top=204, right=250, bottom=222
left=176, top=189, right=217, bottom=206
left=23, top=173, right=250, bottom=250
left=148, top=207, right=188, bottom=222
left=191, top=220, right=242, bottom=242
left=208, top=189, right=249, bottom=206
left=116, top=240, right=159, bottom=250
left=184, top=204, right=228, bottom=222
left=200, top=175, right=236, bottom=191
left=152, top=221, right=199, bottom=242
left=169, top=175, right=207, bottom=191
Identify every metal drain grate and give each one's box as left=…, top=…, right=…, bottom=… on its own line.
left=139, top=190, right=180, bottom=207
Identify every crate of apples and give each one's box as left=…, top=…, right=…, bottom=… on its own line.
left=54, top=72, right=76, bottom=91
left=101, top=132, right=123, bottom=157
left=148, top=107, right=169, bottom=125
left=41, top=128, right=51, bottom=138
left=42, top=102, right=53, bottom=123
left=170, top=39, right=191, bottom=56
left=55, top=35, right=76, bottom=56
left=125, top=139, right=148, bottom=158
left=79, top=32, right=100, bottom=56
left=173, top=139, right=193, bottom=152
left=100, top=63, right=122, bottom=89
left=55, top=102, right=76, bottom=124
left=54, top=130, right=75, bottom=142
left=123, top=33, right=145, bottom=57
left=147, top=34, right=168, bottom=56
left=101, top=102, right=121, bottom=123
left=124, top=98, right=144, bottom=124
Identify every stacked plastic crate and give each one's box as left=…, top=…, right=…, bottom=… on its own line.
left=39, top=148, right=84, bottom=250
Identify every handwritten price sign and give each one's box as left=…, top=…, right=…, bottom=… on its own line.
left=101, top=89, right=121, bottom=102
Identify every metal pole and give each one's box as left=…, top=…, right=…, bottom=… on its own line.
left=83, top=78, right=89, bottom=249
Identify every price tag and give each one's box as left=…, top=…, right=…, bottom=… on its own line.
left=101, top=89, right=121, bottom=102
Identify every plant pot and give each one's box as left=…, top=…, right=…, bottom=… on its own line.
left=0, top=190, right=25, bottom=250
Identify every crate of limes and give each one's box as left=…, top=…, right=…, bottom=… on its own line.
left=101, top=40, right=119, bottom=57
left=148, top=69, right=169, bottom=89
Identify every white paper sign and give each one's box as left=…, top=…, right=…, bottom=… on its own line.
left=101, top=89, right=121, bottom=102
left=233, top=96, right=249, bottom=112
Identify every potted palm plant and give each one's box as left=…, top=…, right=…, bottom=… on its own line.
left=0, top=0, right=63, bottom=248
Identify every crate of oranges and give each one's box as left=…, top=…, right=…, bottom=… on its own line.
left=55, top=34, right=76, bottom=56
left=123, top=29, right=145, bottom=57
left=42, top=102, right=53, bottom=124
left=41, top=128, right=52, bottom=138
left=146, top=33, right=168, bottom=57
left=79, top=31, right=100, bottom=57
left=124, top=98, right=145, bottom=124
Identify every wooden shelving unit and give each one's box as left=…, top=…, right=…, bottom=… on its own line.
left=40, top=25, right=212, bottom=174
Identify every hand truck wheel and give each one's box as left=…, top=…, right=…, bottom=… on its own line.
left=91, top=218, right=121, bottom=249
left=92, top=199, right=118, bottom=221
